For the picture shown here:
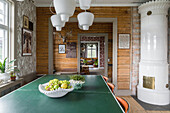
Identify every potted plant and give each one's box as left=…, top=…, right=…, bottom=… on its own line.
left=10, top=71, right=16, bottom=81
left=69, top=75, right=85, bottom=89
left=0, top=58, right=17, bottom=83
left=83, top=59, right=87, bottom=65
left=93, top=59, right=98, bottom=67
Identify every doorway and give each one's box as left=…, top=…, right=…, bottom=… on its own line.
left=77, top=33, right=108, bottom=76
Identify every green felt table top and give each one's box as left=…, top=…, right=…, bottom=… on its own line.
left=0, top=75, right=124, bottom=113
left=19, top=75, right=109, bottom=93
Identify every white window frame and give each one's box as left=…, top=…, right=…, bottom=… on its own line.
left=0, top=0, right=13, bottom=61
left=87, top=43, right=97, bottom=58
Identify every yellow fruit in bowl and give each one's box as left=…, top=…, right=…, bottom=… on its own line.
left=44, top=79, right=72, bottom=91
left=61, top=83, right=67, bottom=89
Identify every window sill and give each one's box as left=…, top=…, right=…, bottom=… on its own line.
left=0, top=78, right=23, bottom=97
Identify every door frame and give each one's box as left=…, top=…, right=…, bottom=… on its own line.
left=80, top=41, right=100, bottom=68
left=78, top=33, right=108, bottom=76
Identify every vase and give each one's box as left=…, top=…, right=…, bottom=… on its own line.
left=10, top=76, right=16, bottom=81
left=0, top=73, right=10, bottom=83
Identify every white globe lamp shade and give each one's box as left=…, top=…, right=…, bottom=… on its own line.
left=79, top=24, right=89, bottom=31
left=56, top=27, right=62, bottom=31
left=53, top=0, right=76, bottom=22
left=82, top=25, right=89, bottom=30
left=79, top=0, right=91, bottom=10
left=78, top=24, right=83, bottom=30
left=77, top=12, right=94, bottom=30
left=51, top=15, right=65, bottom=31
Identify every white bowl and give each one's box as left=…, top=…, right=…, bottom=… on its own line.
left=38, top=82, right=74, bottom=98
left=69, top=80, right=85, bottom=89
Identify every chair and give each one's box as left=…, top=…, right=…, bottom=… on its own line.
left=107, top=82, right=115, bottom=94
left=102, top=76, right=108, bottom=82
left=116, top=97, right=130, bottom=113
left=82, top=65, right=89, bottom=74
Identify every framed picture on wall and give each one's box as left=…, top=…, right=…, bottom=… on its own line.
left=58, top=44, right=66, bottom=54
left=22, top=28, right=32, bottom=56
left=23, top=15, right=29, bottom=29
left=118, top=34, right=130, bottom=49
left=29, top=21, right=33, bottom=31
left=66, top=42, right=77, bottom=58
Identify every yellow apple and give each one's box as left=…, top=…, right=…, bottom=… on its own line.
left=61, top=83, right=67, bottom=89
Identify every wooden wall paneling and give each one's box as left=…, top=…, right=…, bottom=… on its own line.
left=36, top=7, right=50, bottom=74
left=36, top=7, right=132, bottom=90
left=53, top=23, right=113, bottom=73
left=117, top=49, right=131, bottom=89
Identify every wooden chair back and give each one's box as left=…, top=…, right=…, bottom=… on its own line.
left=107, top=82, right=115, bottom=94
left=102, top=76, right=108, bottom=82
left=116, top=97, right=130, bottom=113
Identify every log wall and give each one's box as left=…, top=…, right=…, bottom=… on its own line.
left=36, top=7, right=132, bottom=90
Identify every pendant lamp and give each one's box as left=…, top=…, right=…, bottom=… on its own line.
left=77, top=12, right=94, bottom=30
left=51, top=14, right=65, bottom=31
left=79, top=0, right=91, bottom=10
left=53, top=0, right=76, bottom=22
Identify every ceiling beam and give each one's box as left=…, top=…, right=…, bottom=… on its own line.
left=35, top=3, right=142, bottom=7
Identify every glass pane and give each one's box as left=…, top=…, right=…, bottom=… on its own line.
left=0, top=30, right=2, bottom=60
left=92, top=50, right=96, bottom=58
left=91, top=44, right=96, bottom=49
left=87, top=44, right=91, bottom=48
left=4, top=29, right=7, bottom=58
left=0, top=1, right=7, bottom=25
left=87, top=50, right=91, bottom=58
left=4, top=1, right=7, bottom=26
left=0, top=2, right=4, bottom=14
left=0, top=28, right=7, bottom=61
left=0, top=14, right=4, bottom=24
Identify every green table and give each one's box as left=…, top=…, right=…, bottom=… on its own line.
left=0, top=75, right=124, bottom=113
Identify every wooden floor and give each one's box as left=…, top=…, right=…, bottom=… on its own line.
left=121, top=96, right=170, bottom=113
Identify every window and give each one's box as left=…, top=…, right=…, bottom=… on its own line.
left=87, top=44, right=97, bottom=58
left=0, top=0, right=11, bottom=61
